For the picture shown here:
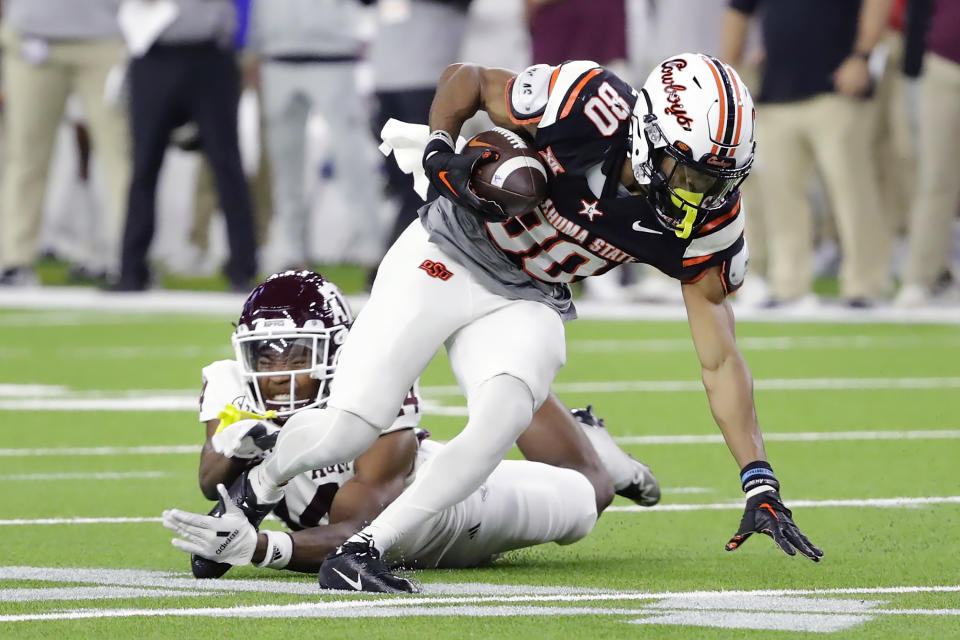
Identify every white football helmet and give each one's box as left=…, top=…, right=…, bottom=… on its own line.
left=630, top=53, right=756, bottom=238
left=231, top=270, right=353, bottom=418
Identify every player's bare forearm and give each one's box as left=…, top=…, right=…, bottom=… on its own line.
left=198, top=443, right=247, bottom=500
left=682, top=268, right=766, bottom=467
left=701, top=348, right=766, bottom=467
left=429, top=64, right=522, bottom=137
left=199, top=418, right=248, bottom=500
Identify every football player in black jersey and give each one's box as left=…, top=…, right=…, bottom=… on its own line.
left=416, top=53, right=820, bottom=564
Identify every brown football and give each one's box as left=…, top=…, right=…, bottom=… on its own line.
left=468, top=128, right=548, bottom=218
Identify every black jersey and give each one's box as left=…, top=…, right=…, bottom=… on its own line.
left=488, top=61, right=749, bottom=294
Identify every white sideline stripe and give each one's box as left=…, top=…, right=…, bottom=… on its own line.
left=0, top=471, right=169, bottom=481
left=0, top=584, right=957, bottom=623
left=4, top=285, right=960, bottom=324
left=569, top=335, right=960, bottom=352
left=607, top=496, right=960, bottom=513
left=2, top=428, right=957, bottom=458
left=3, top=496, right=957, bottom=526
left=614, top=429, right=960, bottom=445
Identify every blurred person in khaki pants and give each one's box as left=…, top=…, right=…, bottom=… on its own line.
left=723, top=0, right=894, bottom=308
left=895, top=0, right=960, bottom=306
left=0, top=0, right=129, bottom=286
left=874, top=0, right=917, bottom=242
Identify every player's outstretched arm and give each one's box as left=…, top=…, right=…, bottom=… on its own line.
left=681, top=267, right=822, bottom=561
left=167, top=430, right=419, bottom=573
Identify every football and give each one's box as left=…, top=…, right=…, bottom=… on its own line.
left=468, top=127, right=548, bottom=218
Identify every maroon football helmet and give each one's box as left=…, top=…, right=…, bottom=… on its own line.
left=232, top=270, right=353, bottom=417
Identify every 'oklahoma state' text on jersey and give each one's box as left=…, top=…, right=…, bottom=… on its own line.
left=493, top=60, right=748, bottom=293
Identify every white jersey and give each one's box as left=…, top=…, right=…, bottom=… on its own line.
left=199, top=359, right=598, bottom=567
left=199, top=359, right=421, bottom=529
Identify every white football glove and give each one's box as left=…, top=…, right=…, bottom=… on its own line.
left=162, top=484, right=258, bottom=566
left=211, top=418, right=281, bottom=459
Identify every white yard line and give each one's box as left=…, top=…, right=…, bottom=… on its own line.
left=4, top=376, right=960, bottom=412
left=569, top=335, right=960, bottom=353
left=2, top=496, right=957, bottom=526
left=0, top=517, right=161, bottom=526
left=424, top=377, right=960, bottom=396
left=1, top=428, right=956, bottom=458
left=0, top=471, right=169, bottom=481
left=0, top=581, right=956, bottom=623
left=607, top=496, right=960, bottom=513
left=0, top=445, right=199, bottom=457
left=614, top=429, right=960, bottom=445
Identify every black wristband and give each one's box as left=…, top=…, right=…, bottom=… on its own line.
left=740, top=460, right=780, bottom=493
left=851, top=50, right=871, bottom=61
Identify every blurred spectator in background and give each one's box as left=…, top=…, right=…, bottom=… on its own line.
left=874, top=0, right=917, bottom=246
left=723, top=0, right=894, bottom=308
left=367, top=0, right=471, bottom=285
left=114, top=0, right=257, bottom=292
left=0, top=0, right=129, bottom=287
left=895, top=0, right=960, bottom=306
left=248, top=0, right=380, bottom=275
left=179, top=0, right=273, bottom=278
left=527, top=0, right=628, bottom=74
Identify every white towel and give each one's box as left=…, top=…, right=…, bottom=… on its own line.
left=378, top=118, right=466, bottom=201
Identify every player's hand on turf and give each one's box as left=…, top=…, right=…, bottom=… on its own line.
left=211, top=418, right=280, bottom=459
left=162, top=484, right=258, bottom=566
left=725, top=489, right=823, bottom=562
left=423, top=131, right=507, bottom=222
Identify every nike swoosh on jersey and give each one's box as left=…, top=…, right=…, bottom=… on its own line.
left=632, top=221, right=663, bottom=235
left=332, top=567, right=363, bottom=591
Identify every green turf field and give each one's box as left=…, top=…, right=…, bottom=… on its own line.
left=1, top=305, right=958, bottom=638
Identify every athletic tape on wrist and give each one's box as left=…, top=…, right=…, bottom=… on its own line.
left=739, top=460, right=780, bottom=493
left=745, top=484, right=777, bottom=499
left=255, top=530, right=293, bottom=569
left=424, top=130, right=455, bottom=161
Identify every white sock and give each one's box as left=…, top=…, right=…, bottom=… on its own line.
left=257, top=407, right=380, bottom=500
left=360, top=374, right=534, bottom=552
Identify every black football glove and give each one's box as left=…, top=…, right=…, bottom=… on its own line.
left=726, top=489, right=823, bottom=562
left=423, top=131, right=508, bottom=222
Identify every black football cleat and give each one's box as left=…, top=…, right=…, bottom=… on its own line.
left=191, top=468, right=278, bottom=579
left=318, top=536, right=419, bottom=594
left=571, top=405, right=661, bottom=507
